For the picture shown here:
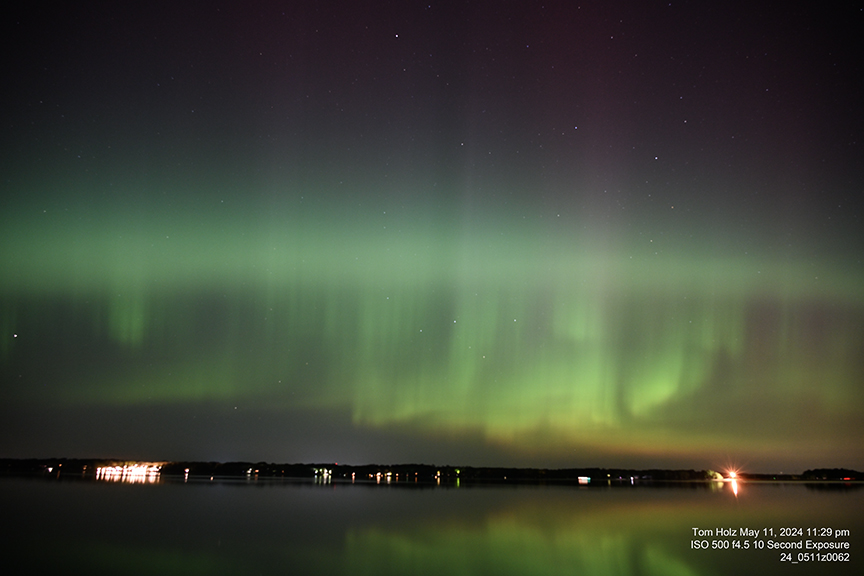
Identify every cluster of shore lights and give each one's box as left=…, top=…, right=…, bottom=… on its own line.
left=96, top=463, right=164, bottom=483
left=313, top=467, right=332, bottom=484
left=368, top=470, right=446, bottom=484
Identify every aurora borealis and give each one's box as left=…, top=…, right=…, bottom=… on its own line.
left=1, top=2, right=862, bottom=471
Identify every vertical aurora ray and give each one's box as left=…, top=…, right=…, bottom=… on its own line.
left=1, top=197, right=861, bottom=465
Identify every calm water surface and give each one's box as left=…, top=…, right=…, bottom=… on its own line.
left=1, top=476, right=861, bottom=575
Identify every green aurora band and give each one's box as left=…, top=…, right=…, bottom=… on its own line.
left=1, top=193, right=862, bottom=465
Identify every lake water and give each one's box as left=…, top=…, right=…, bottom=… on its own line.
left=1, top=476, right=861, bottom=575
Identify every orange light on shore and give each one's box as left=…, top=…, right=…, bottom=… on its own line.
left=724, top=470, right=740, bottom=496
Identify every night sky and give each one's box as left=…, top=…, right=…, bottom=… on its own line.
left=2, top=1, right=862, bottom=472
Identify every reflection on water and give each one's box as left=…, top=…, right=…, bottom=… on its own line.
left=345, top=482, right=859, bottom=575
left=346, top=508, right=697, bottom=576
left=1, top=477, right=861, bottom=575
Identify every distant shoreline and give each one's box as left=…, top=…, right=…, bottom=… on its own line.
left=1, top=458, right=861, bottom=483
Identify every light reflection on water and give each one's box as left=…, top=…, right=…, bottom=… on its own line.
left=1, top=477, right=861, bottom=575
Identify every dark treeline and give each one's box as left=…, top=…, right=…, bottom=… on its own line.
left=2, top=458, right=862, bottom=483
left=801, top=468, right=864, bottom=481
left=164, top=463, right=722, bottom=482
